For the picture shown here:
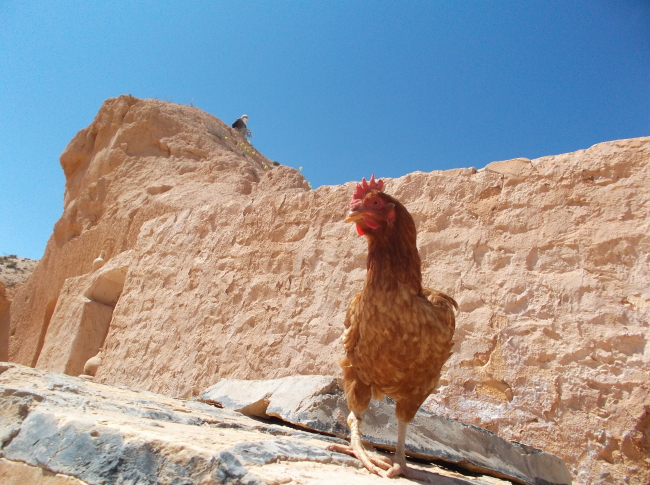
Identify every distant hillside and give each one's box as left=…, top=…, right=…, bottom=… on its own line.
left=0, top=255, right=39, bottom=295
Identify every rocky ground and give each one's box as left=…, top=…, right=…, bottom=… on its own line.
left=0, top=363, right=570, bottom=485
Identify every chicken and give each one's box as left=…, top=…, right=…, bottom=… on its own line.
left=328, top=175, right=457, bottom=480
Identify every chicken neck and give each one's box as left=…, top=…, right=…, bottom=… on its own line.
left=364, top=214, right=423, bottom=296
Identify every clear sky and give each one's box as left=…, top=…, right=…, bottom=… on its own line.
left=1, top=1, right=648, bottom=260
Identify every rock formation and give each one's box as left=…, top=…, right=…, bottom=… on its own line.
left=5, top=95, right=649, bottom=483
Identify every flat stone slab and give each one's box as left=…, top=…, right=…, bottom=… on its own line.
left=201, top=375, right=572, bottom=485
left=0, top=363, right=511, bottom=485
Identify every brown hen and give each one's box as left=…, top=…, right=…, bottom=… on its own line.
left=329, top=175, right=457, bottom=480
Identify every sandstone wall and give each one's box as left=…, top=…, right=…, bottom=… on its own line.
left=8, top=95, right=293, bottom=366
left=8, top=96, right=649, bottom=483
left=0, top=283, right=10, bottom=361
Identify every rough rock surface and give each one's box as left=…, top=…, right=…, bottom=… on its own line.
left=0, top=284, right=9, bottom=362
left=0, top=363, right=512, bottom=485
left=6, top=96, right=649, bottom=483
left=201, top=375, right=571, bottom=485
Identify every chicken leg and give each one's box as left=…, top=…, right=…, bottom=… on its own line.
left=384, top=419, right=409, bottom=478
left=385, top=419, right=443, bottom=483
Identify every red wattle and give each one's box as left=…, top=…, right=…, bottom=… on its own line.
left=356, top=224, right=365, bottom=236
left=363, top=215, right=379, bottom=229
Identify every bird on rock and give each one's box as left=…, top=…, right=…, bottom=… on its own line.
left=231, top=114, right=251, bottom=137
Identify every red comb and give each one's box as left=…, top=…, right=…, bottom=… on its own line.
left=352, top=174, right=384, bottom=200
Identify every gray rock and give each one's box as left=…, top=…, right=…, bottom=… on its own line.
left=0, top=389, right=42, bottom=447
left=201, top=375, right=573, bottom=485
left=224, top=439, right=360, bottom=468
left=0, top=364, right=349, bottom=485
left=201, top=374, right=350, bottom=437
left=3, top=402, right=262, bottom=485
left=0, top=363, right=548, bottom=484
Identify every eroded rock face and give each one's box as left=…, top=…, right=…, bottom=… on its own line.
left=7, top=96, right=649, bottom=483
left=8, top=95, right=301, bottom=368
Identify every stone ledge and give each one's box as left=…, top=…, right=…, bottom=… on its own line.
left=1, top=363, right=518, bottom=484
left=201, top=375, right=572, bottom=485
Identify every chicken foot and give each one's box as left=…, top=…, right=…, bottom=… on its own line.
left=327, top=412, right=392, bottom=476
left=330, top=416, right=441, bottom=482
left=384, top=420, right=440, bottom=483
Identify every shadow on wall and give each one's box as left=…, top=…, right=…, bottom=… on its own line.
left=35, top=267, right=127, bottom=376
left=0, top=286, right=11, bottom=361
left=31, top=300, right=58, bottom=367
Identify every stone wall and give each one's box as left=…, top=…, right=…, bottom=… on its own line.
left=7, top=96, right=649, bottom=483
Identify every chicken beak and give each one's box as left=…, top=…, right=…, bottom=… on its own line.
left=344, top=210, right=365, bottom=224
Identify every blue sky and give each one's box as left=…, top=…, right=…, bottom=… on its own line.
left=1, top=1, right=649, bottom=260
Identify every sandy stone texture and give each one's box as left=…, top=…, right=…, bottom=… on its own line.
left=6, top=96, right=649, bottom=484
left=0, top=458, right=87, bottom=485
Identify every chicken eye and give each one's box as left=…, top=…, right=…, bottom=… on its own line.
left=371, top=199, right=381, bottom=207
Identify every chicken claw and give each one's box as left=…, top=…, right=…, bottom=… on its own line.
left=327, top=412, right=392, bottom=476
left=386, top=464, right=442, bottom=483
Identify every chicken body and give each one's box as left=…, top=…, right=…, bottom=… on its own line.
left=330, top=176, right=456, bottom=479
left=342, top=286, right=456, bottom=423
